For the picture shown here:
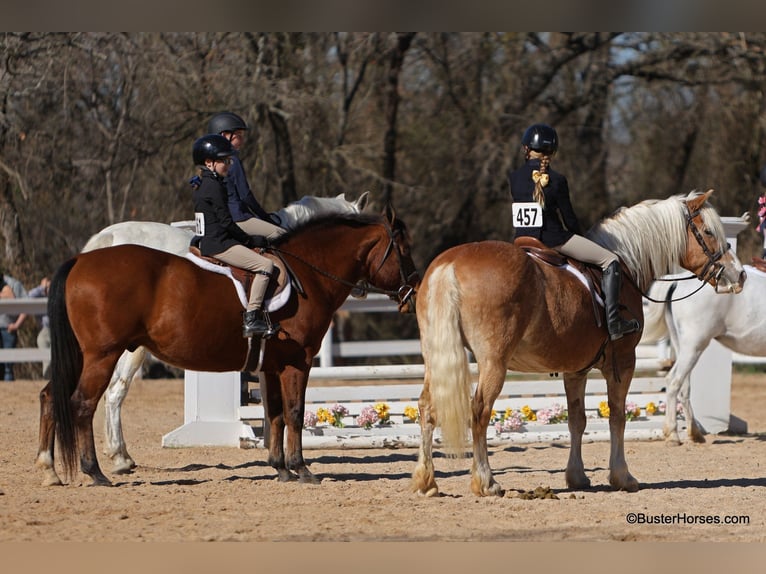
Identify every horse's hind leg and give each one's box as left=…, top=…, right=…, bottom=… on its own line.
left=35, top=381, right=63, bottom=486
left=469, top=362, right=505, bottom=497
left=663, top=347, right=705, bottom=444
left=412, top=370, right=438, bottom=496
left=563, top=372, right=590, bottom=490
left=74, top=356, right=121, bottom=486
left=103, top=348, right=146, bottom=474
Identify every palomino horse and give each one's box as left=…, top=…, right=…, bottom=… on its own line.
left=641, top=262, right=765, bottom=443
left=82, top=192, right=368, bottom=474
left=411, top=190, right=745, bottom=497
left=36, top=209, right=418, bottom=486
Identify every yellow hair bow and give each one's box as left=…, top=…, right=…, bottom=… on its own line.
left=532, top=170, right=549, bottom=187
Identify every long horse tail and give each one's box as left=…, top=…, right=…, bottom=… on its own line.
left=422, top=264, right=472, bottom=457
left=640, top=281, right=674, bottom=344
left=48, top=257, right=83, bottom=479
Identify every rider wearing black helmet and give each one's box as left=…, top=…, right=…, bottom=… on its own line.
left=191, top=133, right=280, bottom=339
left=207, top=111, right=285, bottom=242
left=508, top=123, right=639, bottom=341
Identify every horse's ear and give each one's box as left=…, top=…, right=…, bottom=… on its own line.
left=384, top=203, right=397, bottom=225
left=335, top=192, right=346, bottom=200
left=356, top=190, right=370, bottom=212
left=687, top=189, right=714, bottom=212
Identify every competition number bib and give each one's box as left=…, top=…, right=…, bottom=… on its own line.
left=194, top=212, right=205, bottom=236
left=512, top=202, right=543, bottom=228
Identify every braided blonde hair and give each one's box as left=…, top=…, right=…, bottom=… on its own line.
left=526, top=149, right=551, bottom=208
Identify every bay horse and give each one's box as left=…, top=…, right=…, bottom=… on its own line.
left=641, top=262, right=765, bottom=443
left=82, top=192, right=368, bottom=474
left=411, top=190, right=745, bottom=497
left=36, top=209, right=418, bottom=486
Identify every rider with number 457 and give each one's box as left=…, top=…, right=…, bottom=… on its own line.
left=508, top=123, right=640, bottom=341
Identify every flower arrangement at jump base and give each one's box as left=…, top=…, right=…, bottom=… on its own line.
left=491, top=404, right=568, bottom=433
left=597, top=400, right=684, bottom=420
left=304, top=402, right=393, bottom=429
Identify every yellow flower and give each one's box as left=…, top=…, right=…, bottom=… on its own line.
left=491, top=409, right=497, bottom=420
left=373, top=402, right=390, bottom=420
left=645, top=402, right=657, bottom=416
left=504, top=407, right=514, bottom=420
left=521, top=405, right=536, bottom=422
left=598, top=401, right=610, bottom=418
left=403, top=405, right=419, bottom=422
left=316, top=407, right=331, bottom=423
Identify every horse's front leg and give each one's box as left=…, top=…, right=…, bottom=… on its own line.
left=604, top=361, right=639, bottom=492
left=282, top=367, right=319, bottom=484
left=262, top=371, right=292, bottom=481
left=563, top=372, right=590, bottom=490
left=470, top=363, right=505, bottom=497
left=103, top=348, right=146, bottom=474
left=412, top=370, right=439, bottom=496
left=677, top=374, right=705, bottom=443
left=35, top=381, right=63, bottom=486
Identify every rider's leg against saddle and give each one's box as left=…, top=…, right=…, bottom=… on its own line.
left=601, top=261, right=640, bottom=341
left=555, top=235, right=640, bottom=341
left=213, top=244, right=281, bottom=338
left=243, top=269, right=280, bottom=339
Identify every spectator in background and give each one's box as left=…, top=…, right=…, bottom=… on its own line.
left=28, top=276, right=51, bottom=378
left=757, top=165, right=766, bottom=258
left=0, top=270, right=28, bottom=381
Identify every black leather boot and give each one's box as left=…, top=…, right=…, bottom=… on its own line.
left=243, top=309, right=280, bottom=339
left=602, top=261, right=640, bottom=341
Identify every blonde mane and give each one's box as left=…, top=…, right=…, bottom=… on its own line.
left=587, top=191, right=726, bottom=291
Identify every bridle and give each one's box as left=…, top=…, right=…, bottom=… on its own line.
left=270, top=218, right=418, bottom=311
left=629, top=201, right=732, bottom=303
left=685, top=202, right=727, bottom=288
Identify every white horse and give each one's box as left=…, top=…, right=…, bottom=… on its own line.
left=641, top=265, right=761, bottom=444
left=82, top=192, right=369, bottom=473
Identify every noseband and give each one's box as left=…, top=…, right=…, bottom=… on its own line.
left=685, top=203, right=726, bottom=287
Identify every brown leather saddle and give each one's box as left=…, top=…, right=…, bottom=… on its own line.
left=513, top=236, right=604, bottom=326
left=188, top=246, right=295, bottom=307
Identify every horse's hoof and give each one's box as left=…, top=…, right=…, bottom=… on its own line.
left=276, top=469, right=298, bottom=482
left=41, top=475, right=63, bottom=487
left=88, top=477, right=114, bottom=487
left=111, top=464, right=135, bottom=475
left=664, top=437, right=682, bottom=446
left=298, top=474, right=321, bottom=485
left=610, top=476, right=639, bottom=492
left=565, top=472, right=591, bottom=490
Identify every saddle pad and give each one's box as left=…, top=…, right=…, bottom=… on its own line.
left=184, top=252, right=292, bottom=312
left=525, top=253, right=604, bottom=307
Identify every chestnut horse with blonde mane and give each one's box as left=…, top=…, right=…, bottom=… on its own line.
left=412, top=190, right=745, bottom=497
left=36, top=209, right=418, bottom=487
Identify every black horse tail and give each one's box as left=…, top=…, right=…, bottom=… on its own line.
left=49, top=257, right=83, bottom=479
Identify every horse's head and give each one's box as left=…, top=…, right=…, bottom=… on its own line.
left=361, top=205, right=420, bottom=313
left=682, top=189, right=746, bottom=293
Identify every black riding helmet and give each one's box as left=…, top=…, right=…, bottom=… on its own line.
left=192, top=134, right=236, bottom=166
left=521, top=123, right=559, bottom=155
left=207, top=111, right=248, bottom=135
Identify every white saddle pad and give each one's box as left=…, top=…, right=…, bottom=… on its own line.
left=185, top=252, right=291, bottom=312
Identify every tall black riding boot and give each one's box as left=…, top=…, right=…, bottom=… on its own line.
left=602, top=261, right=640, bottom=341
left=243, top=309, right=280, bottom=339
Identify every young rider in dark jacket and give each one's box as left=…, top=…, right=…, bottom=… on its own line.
left=508, top=123, right=639, bottom=341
